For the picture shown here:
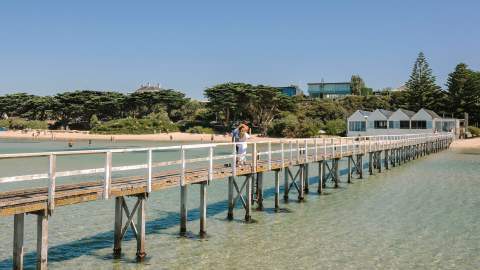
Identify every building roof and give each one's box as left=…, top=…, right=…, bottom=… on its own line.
left=423, top=109, right=441, bottom=119
left=398, top=108, right=415, bottom=118
left=377, top=109, right=393, bottom=118
left=358, top=110, right=371, bottom=117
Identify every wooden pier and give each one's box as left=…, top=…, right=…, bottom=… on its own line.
left=0, top=134, right=453, bottom=269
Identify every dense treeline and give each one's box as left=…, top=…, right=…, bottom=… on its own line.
left=1, top=52, right=479, bottom=136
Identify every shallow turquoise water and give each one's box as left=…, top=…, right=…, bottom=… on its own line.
left=0, top=139, right=479, bottom=269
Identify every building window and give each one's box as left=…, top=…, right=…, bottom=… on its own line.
left=374, top=120, right=387, bottom=129
left=411, top=120, right=427, bottom=129
left=400, top=121, right=410, bottom=129
left=349, top=121, right=366, bottom=131
left=389, top=121, right=401, bottom=129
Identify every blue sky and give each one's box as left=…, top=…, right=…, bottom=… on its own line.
left=1, top=0, right=479, bottom=98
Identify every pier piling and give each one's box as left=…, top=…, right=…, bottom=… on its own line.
left=36, top=211, right=48, bottom=270
left=13, top=213, right=24, bottom=270
left=199, top=181, right=207, bottom=237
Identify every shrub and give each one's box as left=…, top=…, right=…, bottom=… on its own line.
left=92, top=112, right=178, bottom=134
left=0, top=118, right=48, bottom=130
left=323, top=119, right=347, bottom=136
left=468, top=126, right=480, bottom=137
left=268, top=112, right=322, bottom=138
left=186, top=126, right=214, bottom=134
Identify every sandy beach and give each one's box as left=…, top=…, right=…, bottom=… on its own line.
left=450, top=137, right=480, bottom=149
left=0, top=130, right=278, bottom=143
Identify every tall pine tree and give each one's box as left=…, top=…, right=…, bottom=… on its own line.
left=446, top=63, right=471, bottom=118
left=446, top=63, right=480, bottom=124
left=404, top=52, right=444, bottom=112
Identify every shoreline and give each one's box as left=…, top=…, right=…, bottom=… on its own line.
left=450, top=137, right=480, bottom=149
left=1, top=130, right=478, bottom=147
left=0, top=130, right=278, bottom=143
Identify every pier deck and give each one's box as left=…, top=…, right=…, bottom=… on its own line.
left=0, top=134, right=453, bottom=270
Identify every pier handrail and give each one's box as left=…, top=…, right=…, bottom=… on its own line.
left=0, top=133, right=454, bottom=212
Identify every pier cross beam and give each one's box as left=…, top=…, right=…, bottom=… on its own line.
left=283, top=165, right=305, bottom=202
left=113, top=194, right=147, bottom=261
left=227, top=175, right=253, bottom=222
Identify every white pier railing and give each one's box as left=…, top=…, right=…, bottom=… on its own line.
left=0, top=133, right=453, bottom=212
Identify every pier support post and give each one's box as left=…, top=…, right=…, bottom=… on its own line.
left=113, top=197, right=123, bottom=257
left=334, top=159, right=339, bottom=188
left=391, top=149, right=396, bottom=167
left=357, top=154, right=363, bottom=179
left=199, top=181, right=207, bottom=237
left=256, top=172, right=264, bottom=211
left=36, top=211, right=48, bottom=270
left=136, top=195, right=146, bottom=261
left=245, top=174, right=252, bottom=222
left=180, top=185, right=188, bottom=235
left=369, top=153, right=373, bottom=175
left=377, top=151, right=382, bottom=173
left=227, top=176, right=234, bottom=220
left=304, top=164, right=309, bottom=193
left=283, top=167, right=289, bottom=201
left=347, top=157, right=352, bottom=183
left=322, top=161, right=327, bottom=188
left=317, top=161, right=323, bottom=194
left=274, top=170, right=280, bottom=210
left=13, top=213, right=24, bottom=270
left=298, top=165, right=305, bottom=201
left=384, top=150, right=389, bottom=170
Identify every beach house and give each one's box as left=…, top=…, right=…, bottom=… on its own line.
left=388, top=109, right=416, bottom=134
left=347, top=108, right=461, bottom=137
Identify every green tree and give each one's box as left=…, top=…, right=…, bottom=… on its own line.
left=350, top=75, right=365, bottom=95
left=89, top=114, right=100, bottom=129
left=123, top=90, right=187, bottom=121
left=404, top=52, right=444, bottom=111
left=204, top=83, right=250, bottom=127
left=339, top=95, right=390, bottom=115
left=323, top=119, right=346, bottom=136
left=245, top=85, right=294, bottom=135
left=302, top=99, right=347, bottom=121
left=53, top=91, right=125, bottom=129
left=446, top=63, right=480, bottom=123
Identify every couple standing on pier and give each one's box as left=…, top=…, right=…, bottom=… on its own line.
left=232, top=121, right=250, bottom=165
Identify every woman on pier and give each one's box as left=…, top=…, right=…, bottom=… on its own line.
left=237, top=126, right=250, bottom=165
